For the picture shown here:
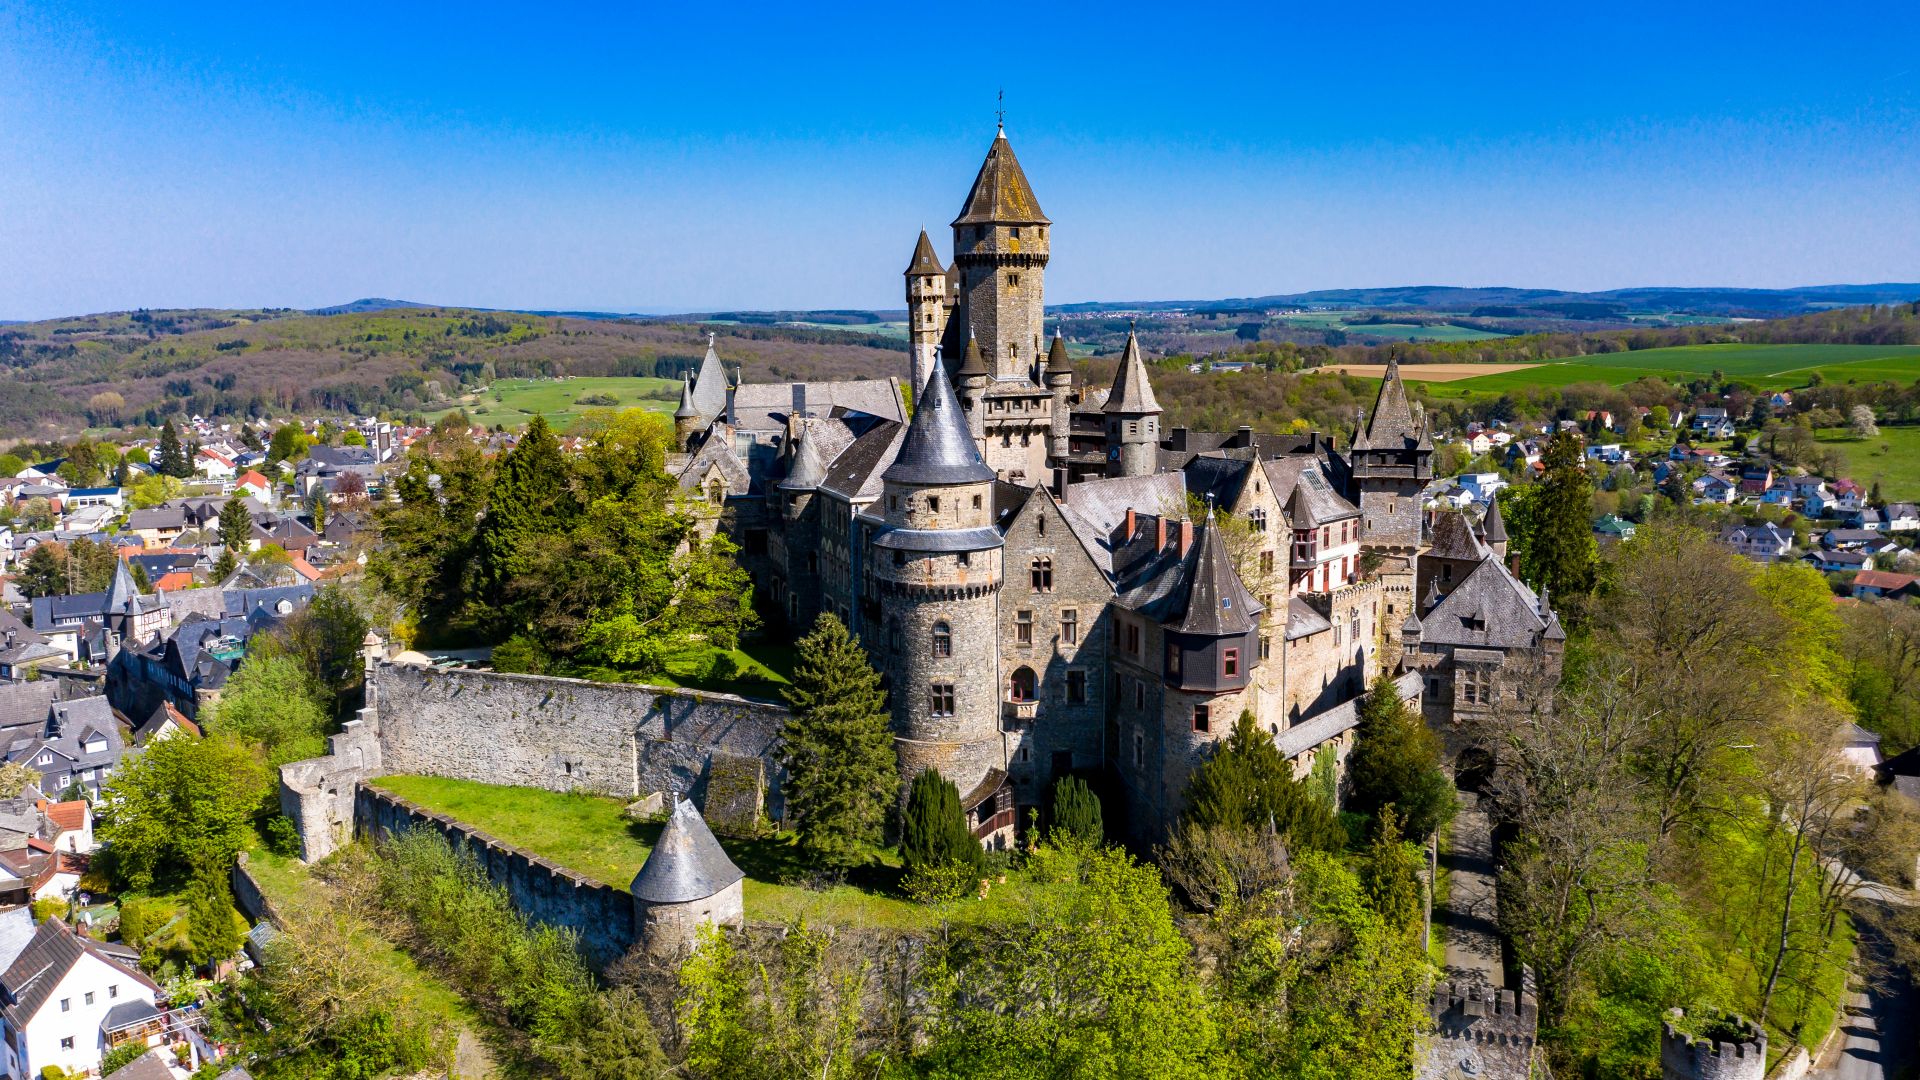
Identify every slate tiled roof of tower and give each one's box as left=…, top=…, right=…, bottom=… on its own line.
left=884, top=363, right=996, bottom=486
left=776, top=420, right=833, bottom=491
left=689, top=334, right=731, bottom=421
left=953, top=127, right=1050, bottom=225
left=1428, top=511, right=1489, bottom=562
left=1419, top=557, right=1559, bottom=649
left=955, top=331, right=989, bottom=379
left=1355, top=353, right=1420, bottom=450
left=1047, top=331, right=1073, bottom=373
left=674, top=373, right=700, bottom=420
left=629, top=798, right=744, bottom=904
left=1168, top=515, right=1262, bottom=635
left=1481, top=495, right=1508, bottom=545
left=905, top=229, right=944, bottom=276
left=1103, top=330, right=1162, bottom=415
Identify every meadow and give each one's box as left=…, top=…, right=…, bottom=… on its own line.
left=424, top=375, right=682, bottom=429
left=1814, top=425, right=1920, bottom=500
left=1369, top=343, right=1920, bottom=397
left=1277, top=310, right=1509, bottom=342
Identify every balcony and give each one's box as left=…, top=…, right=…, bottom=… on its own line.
left=1002, top=698, right=1037, bottom=727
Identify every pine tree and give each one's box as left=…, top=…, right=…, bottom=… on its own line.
left=1520, top=431, right=1597, bottom=609
left=1361, top=807, right=1424, bottom=933
left=218, top=495, right=253, bottom=557
left=902, top=767, right=983, bottom=882
left=1346, top=673, right=1457, bottom=841
left=1048, top=774, right=1103, bottom=846
left=475, top=414, right=577, bottom=618
left=779, top=614, right=898, bottom=872
left=1183, top=711, right=1342, bottom=852
left=187, top=873, right=245, bottom=965
left=158, top=420, right=188, bottom=478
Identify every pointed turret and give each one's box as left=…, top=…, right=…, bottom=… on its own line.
left=1102, top=329, right=1162, bottom=415
left=1362, top=351, right=1417, bottom=448
left=956, top=329, right=989, bottom=380
left=1347, top=348, right=1433, bottom=549
left=673, top=372, right=699, bottom=419
left=1482, top=495, right=1508, bottom=558
left=884, top=358, right=996, bottom=487
left=105, top=559, right=139, bottom=613
left=1171, top=513, right=1261, bottom=636
left=953, top=127, right=1050, bottom=226
left=630, top=798, right=746, bottom=956
left=906, top=230, right=950, bottom=392
left=688, top=333, right=730, bottom=421
left=904, top=229, right=943, bottom=276
left=1046, top=330, right=1073, bottom=374
left=777, top=421, right=829, bottom=492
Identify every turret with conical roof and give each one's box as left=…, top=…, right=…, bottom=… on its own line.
left=688, top=333, right=730, bottom=424
left=951, top=126, right=1050, bottom=383
left=1102, top=328, right=1162, bottom=479
left=631, top=798, right=745, bottom=957
left=904, top=230, right=949, bottom=392
left=1481, top=494, right=1508, bottom=560
left=873, top=362, right=1006, bottom=817
left=1346, top=350, right=1432, bottom=550
left=673, top=372, right=704, bottom=451
left=1045, top=330, right=1074, bottom=468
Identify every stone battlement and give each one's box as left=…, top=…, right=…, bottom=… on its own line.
left=1418, top=980, right=1539, bottom=1080
left=1429, top=979, right=1538, bottom=1032
left=1659, top=1009, right=1765, bottom=1080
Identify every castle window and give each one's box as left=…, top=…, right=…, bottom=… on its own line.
left=707, top=481, right=724, bottom=506
left=1124, top=621, right=1141, bottom=656
left=1128, top=422, right=1139, bottom=437
left=1192, top=705, right=1210, bottom=733
left=928, top=496, right=940, bottom=513
left=1036, top=515, right=1045, bottom=536
left=1260, top=551, right=1274, bottom=573
left=1133, top=727, right=1145, bottom=767
left=890, top=496, right=898, bottom=510
left=973, top=494, right=982, bottom=509
left=1134, top=680, right=1145, bottom=710
left=893, top=550, right=906, bottom=566
left=888, top=618, right=903, bottom=653
left=933, top=621, right=952, bottom=657
left=930, top=682, right=956, bottom=716
left=1250, top=508, right=1267, bottom=532
left=1259, top=635, right=1271, bottom=661
left=1066, top=669, right=1086, bottom=703
left=1002, top=432, right=1012, bottom=447
left=1060, top=608, right=1078, bottom=645
left=1222, top=648, right=1240, bottom=678
left=957, top=551, right=971, bottom=567
left=1031, top=557, right=1052, bottom=592
left=1009, top=666, right=1036, bottom=701
left=1009, top=274, right=1020, bottom=287
left=1166, top=643, right=1182, bottom=678
left=1015, top=610, right=1033, bottom=646
left=1010, top=227, right=1020, bottom=239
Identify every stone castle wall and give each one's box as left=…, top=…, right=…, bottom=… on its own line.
left=354, top=784, right=636, bottom=967
left=372, top=662, right=789, bottom=821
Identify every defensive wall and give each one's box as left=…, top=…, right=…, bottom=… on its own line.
left=280, top=660, right=791, bottom=862
left=353, top=784, right=636, bottom=967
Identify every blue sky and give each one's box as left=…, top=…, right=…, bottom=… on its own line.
left=3, top=1, right=1917, bottom=319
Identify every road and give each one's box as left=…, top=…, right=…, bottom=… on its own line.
left=1812, top=924, right=1918, bottom=1080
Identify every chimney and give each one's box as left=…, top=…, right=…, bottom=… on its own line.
left=1169, top=427, right=1189, bottom=451
left=791, top=383, right=807, bottom=420
left=1154, top=516, right=1168, bottom=551
left=1178, top=519, right=1195, bottom=557
left=1235, top=425, right=1253, bottom=448
left=1124, top=507, right=1137, bottom=542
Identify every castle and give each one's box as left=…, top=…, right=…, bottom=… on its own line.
left=670, top=125, right=1549, bottom=843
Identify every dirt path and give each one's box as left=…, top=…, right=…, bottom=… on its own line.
left=1435, top=791, right=1503, bottom=986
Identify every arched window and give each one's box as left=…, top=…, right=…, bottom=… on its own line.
left=932, top=621, right=952, bottom=657
left=1009, top=666, right=1037, bottom=702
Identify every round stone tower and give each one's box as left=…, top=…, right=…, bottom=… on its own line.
left=1660, top=1009, right=1765, bottom=1080
left=630, top=798, right=745, bottom=958
left=875, top=362, right=1004, bottom=802
left=904, top=230, right=948, bottom=394
left=1103, top=328, right=1162, bottom=479
left=1045, top=331, right=1074, bottom=466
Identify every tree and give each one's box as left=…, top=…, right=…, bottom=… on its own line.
left=1516, top=431, right=1597, bottom=611
left=1049, top=774, right=1103, bottom=846
left=158, top=420, right=192, bottom=478
left=1360, top=807, right=1423, bottom=932
left=1182, top=710, right=1341, bottom=853
left=1849, top=404, right=1880, bottom=439
left=64, top=536, right=117, bottom=594
left=128, top=472, right=182, bottom=509
left=86, top=391, right=124, bottom=426
left=901, top=768, right=983, bottom=896
left=1346, top=673, right=1456, bottom=840
left=676, top=921, right=866, bottom=1080
left=0, top=453, right=22, bottom=477
left=342, top=429, right=368, bottom=447
left=476, top=415, right=577, bottom=616
left=97, top=735, right=268, bottom=890
left=275, top=584, right=371, bottom=715
left=0, top=762, right=38, bottom=799
left=205, top=652, right=330, bottom=766
left=267, top=422, right=309, bottom=463
left=17, top=543, right=67, bottom=600
left=187, top=872, right=246, bottom=965
left=777, top=613, right=897, bottom=872
left=218, top=494, right=254, bottom=556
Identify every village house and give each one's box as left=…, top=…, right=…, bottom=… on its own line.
left=0, top=918, right=163, bottom=1080
left=1719, top=521, right=1795, bottom=563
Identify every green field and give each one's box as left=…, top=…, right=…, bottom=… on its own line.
left=1815, top=425, right=1920, bottom=500
left=1399, top=343, right=1920, bottom=397
left=1278, top=310, right=1509, bottom=342
left=424, top=375, right=681, bottom=429
left=370, top=775, right=1044, bottom=931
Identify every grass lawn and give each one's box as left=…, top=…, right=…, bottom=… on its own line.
left=574, top=641, right=797, bottom=701
left=368, top=775, right=1041, bottom=932
left=423, top=375, right=681, bottom=430
left=1814, top=425, right=1920, bottom=500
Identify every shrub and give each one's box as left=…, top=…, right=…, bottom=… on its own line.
left=1048, top=775, right=1103, bottom=846
left=901, top=768, right=983, bottom=899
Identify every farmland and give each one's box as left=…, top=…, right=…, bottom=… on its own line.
left=1339, top=343, right=1920, bottom=398
left=423, top=375, right=681, bottom=429
left=1814, top=425, right=1920, bottom=501
left=1276, top=310, right=1511, bottom=342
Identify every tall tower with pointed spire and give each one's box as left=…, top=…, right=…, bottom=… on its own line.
left=1102, top=328, right=1163, bottom=478
left=951, top=125, right=1050, bottom=381
left=873, top=363, right=1006, bottom=809
left=904, top=230, right=949, bottom=393
left=1349, top=353, right=1433, bottom=551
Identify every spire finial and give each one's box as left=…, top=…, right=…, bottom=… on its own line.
left=996, top=89, right=1005, bottom=131
left=707, top=330, right=716, bottom=348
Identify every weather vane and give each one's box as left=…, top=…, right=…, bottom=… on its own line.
left=996, top=89, right=1004, bottom=129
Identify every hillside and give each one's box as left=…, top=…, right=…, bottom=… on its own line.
left=0, top=307, right=907, bottom=438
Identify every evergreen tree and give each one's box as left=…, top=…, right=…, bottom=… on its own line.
left=17, top=543, right=66, bottom=600
left=218, top=494, right=253, bottom=556
left=1346, top=673, right=1457, bottom=841
left=778, top=613, right=897, bottom=873
left=1359, top=807, right=1424, bottom=933
left=157, top=420, right=188, bottom=478
left=1519, top=431, right=1597, bottom=608
left=1183, top=711, right=1342, bottom=852
left=1048, top=774, right=1103, bottom=846
left=475, top=415, right=577, bottom=618
left=902, top=768, right=983, bottom=885
left=186, top=872, right=245, bottom=966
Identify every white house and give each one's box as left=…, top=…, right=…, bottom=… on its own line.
left=1458, top=472, right=1507, bottom=503
left=0, top=918, right=161, bottom=1080
left=193, top=449, right=236, bottom=483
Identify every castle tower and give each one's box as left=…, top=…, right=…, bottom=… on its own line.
left=1659, top=1010, right=1765, bottom=1080
left=1045, top=331, right=1074, bottom=469
left=630, top=798, right=745, bottom=958
left=1158, top=513, right=1263, bottom=803
left=951, top=125, right=1050, bottom=380
left=687, top=333, right=731, bottom=425
left=1481, top=494, right=1509, bottom=561
left=874, top=362, right=1005, bottom=808
left=1422, top=981, right=1539, bottom=1080
left=1102, top=328, right=1162, bottom=478
left=955, top=330, right=990, bottom=452
left=673, top=373, right=703, bottom=451
left=904, top=230, right=948, bottom=392
left=1349, top=352, right=1432, bottom=551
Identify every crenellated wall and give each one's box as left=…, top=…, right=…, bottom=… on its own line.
left=354, top=784, right=636, bottom=967
left=1417, top=980, right=1539, bottom=1080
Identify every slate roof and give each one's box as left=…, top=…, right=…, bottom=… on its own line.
left=1354, top=354, right=1420, bottom=450
left=130, top=701, right=201, bottom=745
left=819, top=420, right=905, bottom=501
left=1481, top=496, right=1507, bottom=545
left=776, top=420, right=832, bottom=491
left=1113, top=515, right=1262, bottom=635
left=0, top=908, right=34, bottom=973
left=0, top=917, right=154, bottom=1028
left=125, top=507, right=189, bottom=532
left=30, top=589, right=112, bottom=628
left=1167, top=516, right=1261, bottom=635
left=1417, top=557, right=1564, bottom=649
left=1427, top=511, right=1488, bottom=561
left=952, top=127, right=1050, bottom=226
left=1277, top=670, right=1422, bottom=758
left=1181, top=454, right=1253, bottom=512
left=1266, top=457, right=1359, bottom=528
left=1047, top=332, right=1073, bottom=374
left=729, top=379, right=905, bottom=432
left=673, top=373, right=700, bottom=420
left=689, top=335, right=731, bottom=422
left=1285, top=596, right=1333, bottom=640
left=1877, top=746, right=1920, bottom=802
left=883, top=363, right=996, bottom=486
left=955, top=332, right=989, bottom=379
left=905, top=229, right=944, bottom=277
left=1060, top=473, right=1188, bottom=576
left=0, top=684, right=59, bottom=732
left=1102, top=330, right=1162, bottom=415
left=629, top=798, right=744, bottom=904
